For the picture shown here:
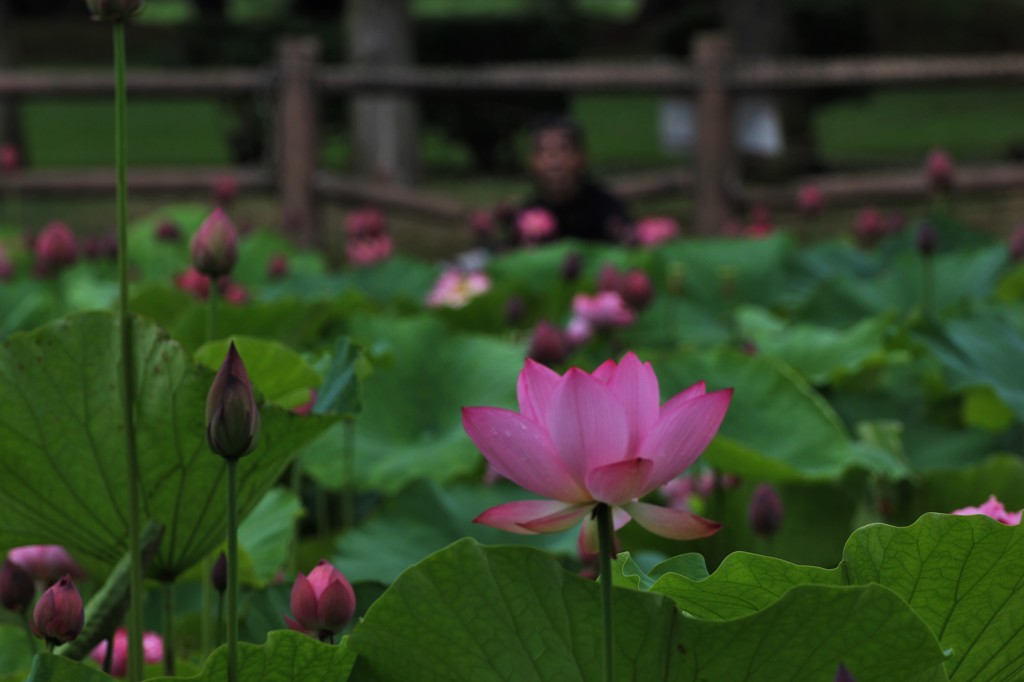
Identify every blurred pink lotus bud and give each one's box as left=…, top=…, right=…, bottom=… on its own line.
left=155, top=220, right=182, bottom=242
left=748, top=483, right=784, bottom=538
left=635, top=216, right=680, bottom=246
left=796, top=184, right=825, bottom=216
left=8, top=545, right=83, bottom=585
left=206, top=342, right=260, bottom=460
left=925, top=148, right=955, bottom=192
left=562, top=251, right=582, bottom=282
left=470, top=209, right=494, bottom=236
left=90, top=628, right=163, bottom=678
left=952, top=495, right=1022, bottom=525
left=211, top=551, right=227, bottom=594
left=211, top=175, right=239, bottom=206
left=516, top=208, right=557, bottom=244
left=0, top=248, right=14, bottom=281
left=917, top=223, right=937, bottom=257
left=221, top=281, right=248, bottom=305
left=564, top=316, right=593, bottom=347
left=425, top=269, right=491, bottom=309
left=346, top=234, right=393, bottom=268
left=0, top=143, right=20, bottom=172
left=284, top=559, right=356, bottom=642
left=174, top=267, right=211, bottom=300
left=745, top=204, right=774, bottom=238
left=572, top=291, right=635, bottom=328
left=504, top=295, right=525, bottom=327
left=597, top=263, right=622, bottom=292
left=31, top=575, right=83, bottom=646
left=85, top=0, right=144, bottom=21
left=267, top=253, right=289, bottom=279
left=620, top=269, right=653, bottom=311
left=0, top=559, right=34, bottom=613
left=343, top=208, right=385, bottom=238
left=35, top=221, right=77, bottom=275
left=661, top=476, right=696, bottom=511
left=190, top=208, right=239, bottom=277
left=854, top=207, right=886, bottom=248
left=1010, top=226, right=1024, bottom=262
left=527, top=321, right=567, bottom=366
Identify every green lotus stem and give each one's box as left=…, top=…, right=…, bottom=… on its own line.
left=226, top=459, right=239, bottom=682
left=200, top=281, right=220, bottom=656
left=208, top=284, right=219, bottom=340
left=21, top=613, right=36, bottom=655
left=113, top=18, right=144, bottom=682
left=162, top=582, right=176, bottom=675
left=341, top=418, right=356, bottom=529
left=922, top=258, right=934, bottom=317
left=289, top=463, right=302, bottom=574
left=216, top=591, right=224, bottom=647
left=103, top=633, right=114, bottom=673
left=595, top=503, right=614, bottom=682
left=315, top=485, right=331, bottom=536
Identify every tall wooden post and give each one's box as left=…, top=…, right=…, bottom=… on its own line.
left=693, top=32, right=735, bottom=235
left=276, top=37, right=320, bottom=246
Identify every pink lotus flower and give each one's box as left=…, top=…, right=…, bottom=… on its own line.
left=517, top=208, right=557, bottom=244
left=0, top=143, right=20, bottom=172
left=463, top=353, right=731, bottom=551
left=174, top=267, right=212, bottom=300
left=90, top=628, right=164, bottom=677
left=34, top=221, right=77, bottom=275
left=425, top=269, right=491, bottom=309
left=952, top=495, right=1022, bottom=525
left=925, top=148, right=955, bottom=192
left=634, top=216, right=680, bottom=246
left=31, top=575, right=83, bottom=646
left=572, top=291, right=635, bottom=328
left=346, top=234, right=393, bottom=267
left=796, top=184, right=825, bottom=216
left=284, top=559, right=356, bottom=642
left=267, top=253, right=289, bottom=279
left=343, top=208, right=386, bottom=238
left=8, top=545, right=83, bottom=584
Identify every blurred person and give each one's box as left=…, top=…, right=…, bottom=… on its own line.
left=519, top=116, right=631, bottom=243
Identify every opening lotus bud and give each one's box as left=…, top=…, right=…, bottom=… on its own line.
left=31, top=575, right=84, bottom=646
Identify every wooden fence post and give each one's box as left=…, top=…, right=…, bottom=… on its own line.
left=693, top=32, right=735, bottom=235
left=276, top=37, right=320, bottom=246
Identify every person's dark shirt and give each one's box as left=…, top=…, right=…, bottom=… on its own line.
left=523, top=178, right=631, bottom=243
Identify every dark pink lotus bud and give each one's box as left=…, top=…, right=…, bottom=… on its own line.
left=796, top=184, right=825, bottom=216
left=211, top=552, right=227, bottom=594
left=504, top=296, right=525, bottom=327
left=31, top=575, right=83, bottom=646
left=190, top=208, right=239, bottom=278
left=854, top=207, right=885, bottom=249
left=925, top=148, right=955, bottom=192
left=221, top=282, right=248, bottom=306
left=267, top=253, right=289, bottom=279
left=634, top=216, right=680, bottom=246
left=90, top=628, right=164, bottom=677
left=745, top=204, right=774, bottom=237
left=835, top=663, right=856, bottom=682
left=527, top=321, right=567, bottom=366
left=8, top=545, right=83, bottom=585
left=917, top=223, right=937, bottom=257
left=206, top=342, right=260, bottom=460
left=0, top=143, right=20, bottom=172
left=516, top=208, right=557, bottom=244
left=343, top=208, right=385, bottom=238
left=620, top=269, right=653, bottom=311
left=35, top=221, right=77, bottom=274
left=155, top=220, right=182, bottom=242
left=346, top=234, right=393, bottom=268
left=470, top=209, right=494, bottom=236
left=0, top=248, right=14, bottom=281
left=284, top=560, right=356, bottom=642
left=211, top=175, right=239, bottom=206
left=0, top=559, right=35, bottom=613
left=597, top=263, right=622, bottom=292
left=85, top=0, right=144, bottom=21
left=748, top=483, right=783, bottom=538
left=1010, top=226, right=1024, bottom=262
left=562, top=251, right=582, bottom=282
left=174, top=268, right=211, bottom=300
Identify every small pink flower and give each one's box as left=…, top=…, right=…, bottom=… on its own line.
left=174, top=267, right=211, bottom=300
left=190, top=208, right=239, bottom=277
left=564, top=316, right=593, bottom=347
left=211, top=175, right=240, bottom=206
left=620, top=270, right=654, bottom=311
left=572, top=291, right=635, bottom=328
left=528, top=321, right=567, bottom=366
left=346, top=234, right=393, bottom=268
left=425, top=269, right=491, bottom=309
left=464, top=353, right=731, bottom=551
left=634, top=216, right=679, bottom=246
left=90, top=628, right=164, bottom=678
left=952, top=495, right=1022, bottom=525
left=0, top=143, right=20, bottom=172
left=796, top=184, right=825, bottom=216
left=31, top=575, right=83, bottom=646
left=8, top=545, right=83, bottom=585
left=854, top=207, right=886, bottom=248
left=221, top=281, right=248, bottom=305
left=925, top=148, right=955, bottom=192
left=284, top=560, right=356, bottom=642
left=517, top=208, right=557, bottom=244
left=34, top=221, right=77, bottom=275
left=267, top=253, right=289, bottom=279
left=343, top=208, right=386, bottom=238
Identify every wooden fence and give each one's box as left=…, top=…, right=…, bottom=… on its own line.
left=3, top=32, right=1024, bottom=242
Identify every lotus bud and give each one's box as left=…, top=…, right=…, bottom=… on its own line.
left=155, top=220, right=182, bottom=242
left=470, top=209, right=494, bottom=236
left=206, top=342, right=260, bottom=460
left=835, top=663, right=857, bottom=682
left=620, top=269, right=653, bottom=311
left=0, top=559, right=35, bottom=613
left=916, top=223, right=937, bottom=257
left=527, top=321, right=566, bottom=366
left=796, top=184, right=825, bottom=217
left=925, top=148, right=954, bottom=193
left=284, top=560, right=356, bottom=642
left=31, top=575, right=84, bottom=646
left=0, top=143, right=20, bottom=172
left=504, top=295, right=525, bottom=327
left=85, top=0, right=144, bottom=21
left=267, top=253, right=289, bottom=279
left=597, top=263, right=622, bottom=292
left=211, top=551, right=228, bottom=594
left=8, top=545, right=84, bottom=585
left=748, top=483, right=784, bottom=538
left=190, top=208, right=239, bottom=278
left=561, top=251, right=582, bottom=282
left=174, top=267, right=211, bottom=300
left=35, top=221, right=77, bottom=274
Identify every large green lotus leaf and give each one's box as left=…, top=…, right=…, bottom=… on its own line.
left=0, top=625, right=33, bottom=676
left=652, top=347, right=907, bottom=482
left=0, top=279, right=58, bottom=339
left=332, top=480, right=577, bottom=585
left=130, top=285, right=358, bottom=352
left=238, top=486, right=304, bottom=584
left=313, top=337, right=369, bottom=418
left=918, top=311, right=1024, bottom=416
left=621, top=296, right=733, bottom=349
left=301, top=315, right=524, bottom=493
left=124, top=203, right=209, bottom=285
left=25, top=631, right=354, bottom=682
left=486, top=239, right=636, bottom=297
left=734, top=305, right=892, bottom=384
left=348, top=538, right=947, bottom=681
left=336, top=255, right=441, bottom=307
left=0, top=311, right=333, bottom=578
left=194, top=336, right=321, bottom=409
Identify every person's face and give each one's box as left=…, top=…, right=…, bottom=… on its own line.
left=530, top=129, right=585, bottom=202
